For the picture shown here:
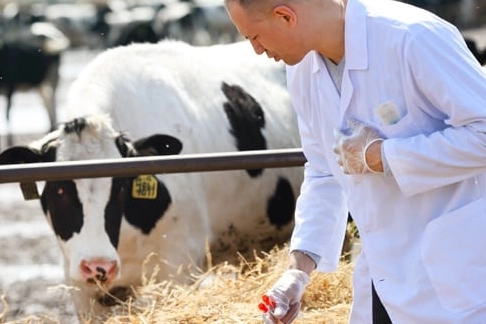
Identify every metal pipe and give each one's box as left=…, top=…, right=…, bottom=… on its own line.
left=0, top=148, right=306, bottom=184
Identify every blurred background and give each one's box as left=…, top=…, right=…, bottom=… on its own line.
left=0, top=0, right=242, bottom=50
left=1, top=0, right=485, bottom=50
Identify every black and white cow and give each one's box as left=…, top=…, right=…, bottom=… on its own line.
left=0, top=40, right=307, bottom=321
left=0, top=21, right=69, bottom=147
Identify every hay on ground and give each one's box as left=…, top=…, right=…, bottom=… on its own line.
left=4, top=245, right=354, bottom=324
left=104, top=245, right=354, bottom=324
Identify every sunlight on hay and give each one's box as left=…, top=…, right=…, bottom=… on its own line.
left=3, top=245, right=354, bottom=324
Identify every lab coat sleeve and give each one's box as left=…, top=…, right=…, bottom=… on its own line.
left=288, top=90, right=348, bottom=273
left=384, top=22, right=486, bottom=197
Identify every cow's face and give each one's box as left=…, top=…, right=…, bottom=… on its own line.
left=0, top=115, right=182, bottom=287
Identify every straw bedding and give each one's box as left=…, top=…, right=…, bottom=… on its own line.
left=3, top=245, right=354, bottom=324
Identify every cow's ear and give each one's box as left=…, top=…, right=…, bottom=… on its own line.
left=133, top=134, right=183, bottom=156
left=0, top=147, right=43, bottom=165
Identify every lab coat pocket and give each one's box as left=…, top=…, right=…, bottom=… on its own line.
left=378, top=111, right=419, bottom=139
left=421, top=198, right=486, bottom=312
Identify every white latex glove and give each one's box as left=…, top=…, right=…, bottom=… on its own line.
left=333, top=119, right=384, bottom=174
left=259, top=269, right=310, bottom=324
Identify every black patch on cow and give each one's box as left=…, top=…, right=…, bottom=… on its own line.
left=64, top=117, right=88, bottom=136
left=221, top=82, right=266, bottom=177
left=115, top=133, right=137, bottom=158
left=104, top=177, right=130, bottom=248
left=132, top=134, right=183, bottom=156
left=39, top=141, right=57, bottom=163
left=113, top=134, right=179, bottom=235
left=0, top=146, right=43, bottom=164
left=267, top=177, right=295, bottom=227
left=40, top=180, right=84, bottom=241
left=116, top=133, right=183, bottom=158
left=122, top=176, right=171, bottom=235
left=0, top=134, right=57, bottom=164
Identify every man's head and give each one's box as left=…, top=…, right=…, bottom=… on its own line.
left=224, top=0, right=347, bottom=65
left=224, top=0, right=310, bottom=65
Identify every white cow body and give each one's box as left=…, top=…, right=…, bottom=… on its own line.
left=0, top=40, right=304, bottom=321
left=65, top=39, right=302, bottom=257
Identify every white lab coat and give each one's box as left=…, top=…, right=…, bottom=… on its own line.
left=287, top=0, right=486, bottom=322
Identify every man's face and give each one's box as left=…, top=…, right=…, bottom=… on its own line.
left=225, top=0, right=305, bottom=65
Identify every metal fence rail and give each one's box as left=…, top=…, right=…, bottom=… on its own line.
left=0, top=148, right=306, bottom=184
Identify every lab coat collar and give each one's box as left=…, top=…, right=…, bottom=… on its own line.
left=344, top=0, right=368, bottom=71
left=309, top=0, right=369, bottom=119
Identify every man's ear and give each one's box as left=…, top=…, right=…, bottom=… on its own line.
left=273, top=5, right=297, bottom=26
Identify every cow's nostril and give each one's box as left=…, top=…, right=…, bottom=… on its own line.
left=80, top=260, right=118, bottom=284
left=95, top=266, right=107, bottom=281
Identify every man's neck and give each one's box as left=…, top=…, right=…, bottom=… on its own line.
left=315, top=0, right=347, bottom=62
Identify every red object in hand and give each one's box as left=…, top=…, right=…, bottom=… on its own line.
left=258, top=302, right=269, bottom=312
left=259, top=294, right=278, bottom=315
left=262, top=294, right=276, bottom=308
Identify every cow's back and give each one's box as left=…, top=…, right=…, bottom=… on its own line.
left=66, top=40, right=292, bottom=145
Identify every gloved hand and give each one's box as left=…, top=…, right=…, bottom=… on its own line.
left=258, top=269, right=310, bottom=324
left=333, top=119, right=384, bottom=174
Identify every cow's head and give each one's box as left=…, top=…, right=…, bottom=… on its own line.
left=0, top=115, right=182, bottom=288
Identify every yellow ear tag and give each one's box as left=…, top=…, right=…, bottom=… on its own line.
left=131, top=175, right=158, bottom=199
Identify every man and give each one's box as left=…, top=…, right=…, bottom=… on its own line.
left=225, top=0, right=486, bottom=323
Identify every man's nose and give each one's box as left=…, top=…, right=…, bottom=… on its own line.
left=250, top=40, right=266, bottom=55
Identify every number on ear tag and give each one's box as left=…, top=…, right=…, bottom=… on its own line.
left=131, top=175, right=158, bottom=199
left=20, top=182, right=40, bottom=200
